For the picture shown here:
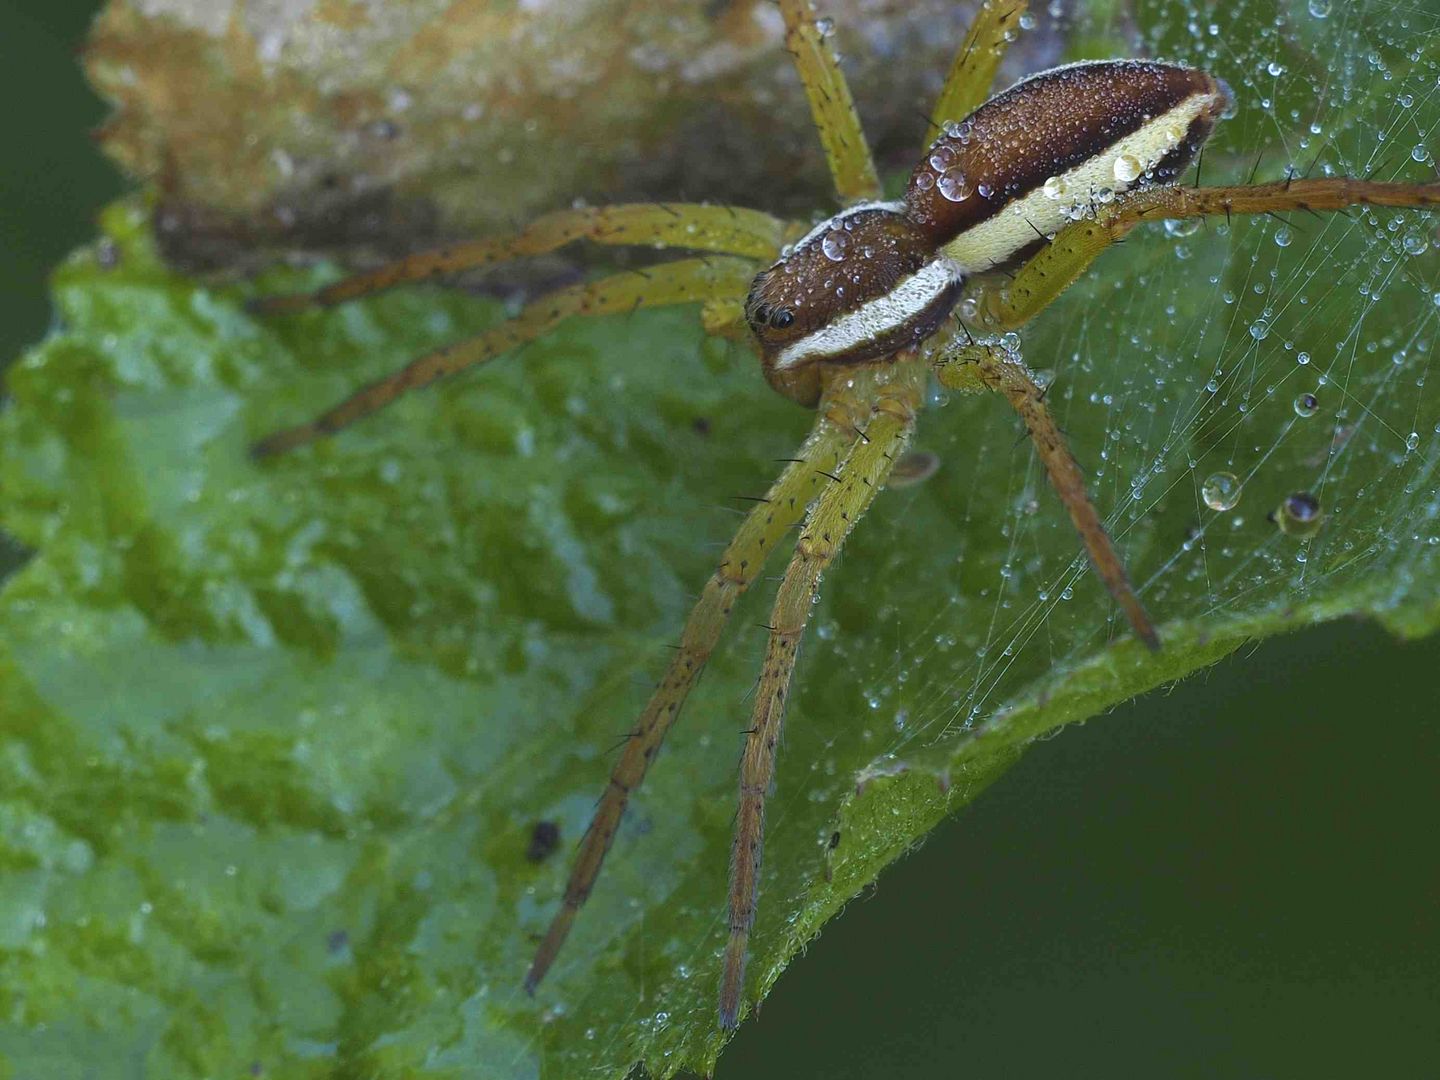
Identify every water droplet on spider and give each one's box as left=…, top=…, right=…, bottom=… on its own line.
left=1164, top=218, right=1201, bottom=238
left=938, top=168, right=973, bottom=202
left=1202, top=471, right=1242, bottom=511
left=1273, top=491, right=1323, bottom=538
left=914, top=171, right=935, bottom=192
left=1308, top=0, right=1331, bottom=15
left=1042, top=175, right=1068, bottom=200
left=814, top=16, right=835, bottom=36
left=1018, top=11, right=1037, bottom=29
left=1293, top=392, right=1319, bottom=417
left=821, top=229, right=850, bottom=261
left=1113, top=153, right=1143, bottom=183
left=1273, top=226, right=1293, bottom=248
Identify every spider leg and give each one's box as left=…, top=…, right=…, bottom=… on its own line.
left=933, top=340, right=1159, bottom=650
left=250, top=204, right=790, bottom=313
left=925, top=0, right=1030, bottom=145
left=700, top=295, right=752, bottom=341
left=719, top=360, right=926, bottom=1030
left=524, top=384, right=871, bottom=995
left=251, top=256, right=758, bottom=457
left=971, top=177, right=1440, bottom=331
left=779, top=0, right=882, bottom=204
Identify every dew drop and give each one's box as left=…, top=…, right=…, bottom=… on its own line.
left=938, top=168, right=973, bottom=202
left=1113, top=153, right=1143, bottom=183
left=1042, top=175, right=1068, bottom=200
left=1307, top=0, right=1331, bottom=15
left=1249, top=318, right=1271, bottom=341
left=1293, top=392, right=1319, bottom=417
left=821, top=229, right=849, bottom=261
left=1202, top=471, right=1242, bottom=511
left=1297, top=351, right=1310, bottom=365
left=1412, top=144, right=1432, bottom=164
left=1274, top=491, right=1323, bottom=538
left=1273, top=226, right=1293, bottom=248
left=1403, top=233, right=1428, bottom=256
left=1164, top=218, right=1201, bottom=238
left=1406, top=430, right=1421, bottom=451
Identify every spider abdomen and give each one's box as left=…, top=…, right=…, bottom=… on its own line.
left=910, top=59, right=1232, bottom=272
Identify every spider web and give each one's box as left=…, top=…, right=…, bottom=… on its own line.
left=840, top=0, right=1440, bottom=766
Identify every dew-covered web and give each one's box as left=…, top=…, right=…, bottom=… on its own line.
left=810, top=0, right=1440, bottom=776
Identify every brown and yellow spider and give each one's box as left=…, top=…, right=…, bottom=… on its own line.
left=249, top=0, right=1440, bottom=1030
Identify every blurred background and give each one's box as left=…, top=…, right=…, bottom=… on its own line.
left=2, top=2, right=1435, bottom=1077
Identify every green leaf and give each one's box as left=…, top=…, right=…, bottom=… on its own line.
left=4, top=6, right=1440, bottom=1079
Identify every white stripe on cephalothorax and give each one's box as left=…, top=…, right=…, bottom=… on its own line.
left=773, top=257, right=963, bottom=370
left=941, top=90, right=1221, bottom=273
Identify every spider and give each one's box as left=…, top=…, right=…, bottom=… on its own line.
left=249, top=0, right=1440, bottom=1031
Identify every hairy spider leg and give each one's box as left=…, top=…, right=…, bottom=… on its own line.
left=526, top=381, right=870, bottom=994
left=934, top=341, right=1159, bottom=649
left=719, top=361, right=926, bottom=1029
left=925, top=0, right=1030, bottom=145
left=970, top=177, right=1440, bottom=332
left=251, top=257, right=760, bottom=457
left=780, top=0, right=882, bottom=203
left=249, top=204, right=790, bottom=314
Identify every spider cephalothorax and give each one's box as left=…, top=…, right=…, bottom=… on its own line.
left=746, top=204, right=956, bottom=404
left=248, top=0, right=1440, bottom=1033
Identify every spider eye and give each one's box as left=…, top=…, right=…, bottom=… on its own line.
left=771, top=308, right=795, bottom=329
left=753, top=303, right=772, bottom=323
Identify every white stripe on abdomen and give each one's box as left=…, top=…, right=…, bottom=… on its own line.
left=941, top=92, right=1218, bottom=273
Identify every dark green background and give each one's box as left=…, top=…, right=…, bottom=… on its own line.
left=2, top=3, right=1435, bottom=1077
